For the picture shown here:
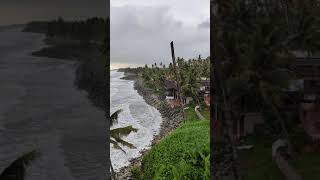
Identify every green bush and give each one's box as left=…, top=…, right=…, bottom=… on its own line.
left=140, top=120, right=210, bottom=180
left=131, top=165, right=143, bottom=180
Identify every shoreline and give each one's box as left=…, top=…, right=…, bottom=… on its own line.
left=115, top=73, right=184, bottom=179
left=29, top=35, right=107, bottom=112
left=31, top=38, right=101, bottom=61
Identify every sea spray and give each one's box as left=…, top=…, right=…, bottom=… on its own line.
left=110, top=71, right=162, bottom=171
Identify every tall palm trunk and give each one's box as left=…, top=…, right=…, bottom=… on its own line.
left=212, top=1, right=240, bottom=179
left=222, top=88, right=241, bottom=180
left=170, top=41, right=183, bottom=106
left=280, top=0, right=294, bottom=34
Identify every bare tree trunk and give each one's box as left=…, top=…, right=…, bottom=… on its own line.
left=170, top=41, right=183, bottom=106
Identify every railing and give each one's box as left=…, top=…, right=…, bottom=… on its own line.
left=272, top=139, right=303, bottom=180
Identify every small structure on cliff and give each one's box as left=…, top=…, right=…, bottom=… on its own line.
left=200, top=79, right=210, bottom=93
left=235, top=113, right=265, bottom=138
left=164, top=80, right=178, bottom=100
left=200, top=78, right=210, bottom=107
left=164, top=79, right=181, bottom=108
left=164, top=79, right=194, bottom=107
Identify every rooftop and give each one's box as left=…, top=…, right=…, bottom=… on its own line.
left=291, top=50, right=320, bottom=66
left=164, top=80, right=178, bottom=90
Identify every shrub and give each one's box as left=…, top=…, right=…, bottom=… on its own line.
left=131, top=165, right=143, bottom=180
left=140, top=120, right=210, bottom=179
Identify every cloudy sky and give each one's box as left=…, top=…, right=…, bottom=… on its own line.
left=0, top=0, right=108, bottom=26
left=110, top=0, right=210, bottom=69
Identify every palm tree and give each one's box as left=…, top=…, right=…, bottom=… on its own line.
left=288, top=0, right=320, bottom=56
left=0, top=150, right=38, bottom=180
left=110, top=109, right=137, bottom=180
left=212, top=0, right=297, bottom=179
left=212, top=5, right=240, bottom=178
left=180, top=63, right=201, bottom=106
left=225, top=16, right=294, bottom=153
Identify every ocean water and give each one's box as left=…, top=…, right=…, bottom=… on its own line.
left=110, top=70, right=162, bottom=171
left=0, top=27, right=106, bottom=179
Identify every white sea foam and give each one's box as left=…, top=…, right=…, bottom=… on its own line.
left=110, top=71, right=162, bottom=171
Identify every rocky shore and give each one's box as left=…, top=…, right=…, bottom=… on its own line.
left=115, top=75, right=184, bottom=179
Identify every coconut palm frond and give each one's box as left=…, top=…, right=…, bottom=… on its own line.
left=110, top=109, right=123, bottom=126
left=112, top=136, right=136, bottom=149
left=0, top=150, right=39, bottom=180
left=110, top=139, right=126, bottom=153
left=111, top=126, right=138, bottom=139
left=111, top=126, right=137, bottom=150
left=20, top=150, right=38, bottom=166
left=109, top=109, right=138, bottom=178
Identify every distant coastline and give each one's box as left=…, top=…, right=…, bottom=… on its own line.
left=22, top=19, right=104, bottom=61
left=21, top=20, right=107, bottom=112
left=0, top=24, right=25, bottom=32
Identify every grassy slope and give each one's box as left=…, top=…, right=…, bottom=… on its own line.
left=238, top=136, right=284, bottom=180
left=139, top=107, right=210, bottom=180
left=239, top=130, right=320, bottom=180
left=292, top=152, right=320, bottom=180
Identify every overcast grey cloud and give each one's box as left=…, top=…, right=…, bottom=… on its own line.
left=198, top=20, right=210, bottom=29
left=0, top=0, right=108, bottom=26
left=110, top=0, right=209, bottom=69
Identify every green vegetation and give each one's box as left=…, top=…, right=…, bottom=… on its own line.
left=289, top=126, right=320, bottom=180
left=120, top=56, right=210, bottom=105
left=292, top=152, right=320, bottom=180
left=74, top=56, right=108, bottom=110
left=131, top=165, right=143, bottom=180
left=183, top=107, right=199, bottom=122
left=24, top=17, right=108, bottom=42
left=143, top=58, right=210, bottom=102
left=110, top=109, right=138, bottom=151
left=120, top=42, right=210, bottom=180
left=0, top=150, right=38, bottom=180
left=110, top=109, right=137, bottom=179
left=238, top=136, right=284, bottom=180
left=183, top=105, right=210, bottom=122
left=138, top=120, right=209, bottom=180
left=47, top=17, right=107, bottom=42
left=239, top=135, right=320, bottom=180
left=212, top=0, right=320, bottom=179
left=131, top=106, right=210, bottom=180
left=23, top=21, right=49, bottom=33
left=201, top=106, right=210, bottom=120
